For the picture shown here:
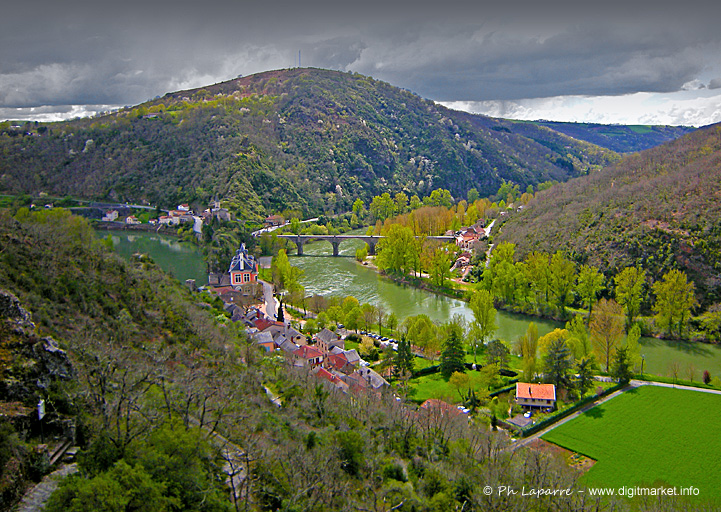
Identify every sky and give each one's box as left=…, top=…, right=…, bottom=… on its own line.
left=2, top=0, right=721, bottom=126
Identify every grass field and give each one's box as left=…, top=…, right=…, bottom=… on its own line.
left=542, top=385, right=721, bottom=499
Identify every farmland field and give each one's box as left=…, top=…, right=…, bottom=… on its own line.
left=542, top=385, right=721, bottom=499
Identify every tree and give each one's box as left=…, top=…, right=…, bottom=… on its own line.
left=652, top=269, right=697, bottom=338
left=611, top=347, right=633, bottom=384
left=574, top=357, right=594, bottom=398
left=440, top=329, right=466, bottom=379
left=361, top=303, right=377, bottom=332
left=393, top=335, right=415, bottom=380
left=703, top=370, right=711, bottom=385
left=548, top=252, right=575, bottom=317
left=565, top=315, right=591, bottom=360
left=386, top=312, right=398, bottom=333
left=468, top=288, right=498, bottom=363
left=428, top=246, right=452, bottom=288
left=543, top=338, right=573, bottom=390
left=376, top=224, right=416, bottom=275
left=352, top=198, right=364, bottom=217
left=486, top=340, right=510, bottom=370
left=394, top=192, right=409, bottom=214
left=517, top=323, right=539, bottom=382
left=449, top=371, right=471, bottom=401
left=614, top=267, right=646, bottom=328
left=369, top=193, right=395, bottom=221
left=289, top=217, right=301, bottom=235
left=467, top=187, right=479, bottom=204
left=576, top=265, right=604, bottom=320
left=590, top=298, right=625, bottom=372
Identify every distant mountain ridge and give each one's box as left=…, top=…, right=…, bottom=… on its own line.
left=523, top=120, right=695, bottom=153
left=0, top=68, right=618, bottom=219
left=496, top=123, right=721, bottom=306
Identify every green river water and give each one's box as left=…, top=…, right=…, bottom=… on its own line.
left=107, top=230, right=721, bottom=378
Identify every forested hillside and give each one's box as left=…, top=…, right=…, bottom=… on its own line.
left=496, top=123, right=721, bottom=307
left=524, top=121, right=695, bottom=153
left=0, top=68, right=617, bottom=220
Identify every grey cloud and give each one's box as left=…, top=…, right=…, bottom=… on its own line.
left=2, top=0, right=721, bottom=121
left=709, top=78, right=721, bottom=90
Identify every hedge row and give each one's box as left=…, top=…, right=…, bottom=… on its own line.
left=517, top=382, right=626, bottom=438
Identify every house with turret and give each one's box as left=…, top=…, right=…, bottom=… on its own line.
left=229, top=243, right=258, bottom=286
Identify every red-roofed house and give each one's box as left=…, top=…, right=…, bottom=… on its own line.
left=515, top=383, right=556, bottom=411
left=293, top=345, right=324, bottom=367
left=419, top=399, right=462, bottom=417
left=323, top=353, right=354, bottom=375
left=315, top=367, right=350, bottom=392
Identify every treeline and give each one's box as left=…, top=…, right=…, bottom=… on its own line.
left=481, top=242, right=721, bottom=342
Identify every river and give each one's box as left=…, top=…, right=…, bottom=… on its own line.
left=105, top=231, right=208, bottom=284
left=103, top=230, right=721, bottom=378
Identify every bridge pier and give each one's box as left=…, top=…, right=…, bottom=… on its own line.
left=367, top=241, right=376, bottom=256
left=331, top=241, right=341, bottom=257
left=295, top=236, right=304, bottom=256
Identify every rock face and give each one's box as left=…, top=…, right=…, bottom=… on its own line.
left=0, top=290, right=74, bottom=402
left=0, top=291, right=34, bottom=332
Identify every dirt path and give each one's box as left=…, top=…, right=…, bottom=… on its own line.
left=17, top=463, right=78, bottom=512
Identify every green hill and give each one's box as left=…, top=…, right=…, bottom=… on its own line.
left=0, top=68, right=617, bottom=220
left=496, top=123, right=721, bottom=306
left=523, top=120, right=696, bottom=153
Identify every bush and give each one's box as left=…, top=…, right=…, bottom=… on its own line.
left=382, top=462, right=407, bottom=482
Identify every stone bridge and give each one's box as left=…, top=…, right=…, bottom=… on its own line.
left=274, top=234, right=455, bottom=256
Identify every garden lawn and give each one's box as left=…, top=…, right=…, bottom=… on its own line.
left=542, top=385, right=721, bottom=499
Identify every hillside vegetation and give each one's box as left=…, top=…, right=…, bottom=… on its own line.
left=0, top=68, right=617, bottom=219
left=524, top=121, right=695, bottom=153
left=0, top=209, right=632, bottom=512
left=497, top=123, right=721, bottom=307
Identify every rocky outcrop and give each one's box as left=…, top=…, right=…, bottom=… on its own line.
left=1, top=290, right=74, bottom=403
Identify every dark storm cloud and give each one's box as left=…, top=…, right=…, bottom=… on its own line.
left=2, top=0, right=721, bottom=119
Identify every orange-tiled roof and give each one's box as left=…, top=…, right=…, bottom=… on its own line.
left=295, top=345, right=323, bottom=359
left=419, top=399, right=461, bottom=416
left=516, top=383, right=556, bottom=400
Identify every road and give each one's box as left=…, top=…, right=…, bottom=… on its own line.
left=260, top=280, right=277, bottom=319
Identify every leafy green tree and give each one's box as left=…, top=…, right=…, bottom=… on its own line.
left=369, top=193, right=395, bottom=221
left=393, top=335, right=415, bottom=379
left=376, top=224, right=416, bottom=274
left=486, top=339, right=510, bottom=370
left=524, top=251, right=550, bottom=311
left=614, top=266, right=646, bottom=328
left=394, top=192, right=409, bottom=214
left=440, top=329, right=466, bottom=379
left=386, top=312, right=398, bottom=333
left=429, top=246, right=452, bottom=287
left=468, top=289, right=497, bottom=363
left=543, top=337, right=573, bottom=390
left=449, top=371, right=471, bottom=401
left=336, top=431, right=365, bottom=476
left=427, top=188, right=453, bottom=207
left=467, top=187, right=479, bottom=204
left=576, top=265, right=604, bottom=320
left=574, top=357, right=594, bottom=398
left=517, top=323, right=539, bottom=382
left=352, top=198, right=365, bottom=216
left=289, top=217, right=301, bottom=235
left=611, top=347, right=633, bottom=384
left=565, top=315, right=591, bottom=360
left=590, top=298, right=625, bottom=372
left=652, top=268, right=697, bottom=338
left=548, top=251, right=575, bottom=317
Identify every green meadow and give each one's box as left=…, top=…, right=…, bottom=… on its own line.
left=543, top=385, right=721, bottom=499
